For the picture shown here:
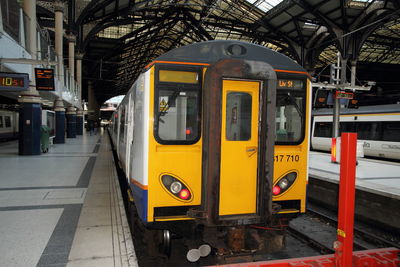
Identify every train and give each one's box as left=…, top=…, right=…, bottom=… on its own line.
left=0, top=109, right=56, bottom=145
left=311, top=104, right=400, bottom=160
left=0, top=109, right=18, bottom=140
left=109, top=40, right=311, bottom=261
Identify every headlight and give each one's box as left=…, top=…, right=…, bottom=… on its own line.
left=170, top=181, right=182, bottom=194
left=278, top=178, right=289, bottom=190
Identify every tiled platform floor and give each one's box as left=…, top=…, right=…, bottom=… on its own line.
left=0, top=131, right=137, bottom=267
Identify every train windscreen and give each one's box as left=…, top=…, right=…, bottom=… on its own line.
left=154, top=67, right=202, bottom=145
left=275, top=85, right=306, bottom=144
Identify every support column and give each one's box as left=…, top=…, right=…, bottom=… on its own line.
left=76, top=52, right=83, bottom=102
left=54, top=98, right=66, bottom=144
left=76, top=108, right=83, bottom=135
left=54, top=1, right=64, bottom=82
left=66, top=106, right=77, bottom=138
left=68, top=33, right=76, bottom=81
left=19, top=0, right=41, bottom=155
left=18, top=98, right=42, bottom=155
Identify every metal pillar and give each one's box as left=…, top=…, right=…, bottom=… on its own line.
left=331, top=55, right=348, bottom=163
left=54, top=1, right=64, bottom=82
left=332, top=55, right=341, bottom=139
left=66, top=106, right=77, bottom=138
left=54, top=98, right=66, bottom=144
left=19, top=0, right=41, bottom=155
left=351, top=60, right=357, bottom=86
left=76, top=108, right=84, bottom=135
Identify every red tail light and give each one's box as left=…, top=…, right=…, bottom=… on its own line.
left=179, top=189, right=191, bottom=200
left=272, top=185, right=281, bottom=195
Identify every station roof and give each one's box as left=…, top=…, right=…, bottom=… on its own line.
left=36, top=0, right=400, bottom=104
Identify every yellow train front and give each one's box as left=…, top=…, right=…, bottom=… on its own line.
left=110, top=40, right=310, bottom=260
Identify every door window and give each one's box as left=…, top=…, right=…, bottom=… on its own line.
left=225, top=92, right=252, bottom=141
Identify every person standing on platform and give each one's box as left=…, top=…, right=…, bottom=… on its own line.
left=93, top=120, right=98, bottom=135
left=88, top=119, right=94, bottom=136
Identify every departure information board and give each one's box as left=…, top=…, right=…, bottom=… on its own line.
left=35, top=68, right=55, bottom=91
left=0, top=72, right=29, bottom=91
left=335, top=91, right=354, bottom=99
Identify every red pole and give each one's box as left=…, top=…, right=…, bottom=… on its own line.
left=335, top=132, right=357, bottom=267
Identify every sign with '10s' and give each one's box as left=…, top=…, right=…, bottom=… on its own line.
left=0, top=72, right=29, bottom=91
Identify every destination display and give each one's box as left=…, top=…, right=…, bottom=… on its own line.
left=277, top=79, right=303, bottom=90
left=35, top=68, right=55, bottom=91
left=0, top=72, right=29, bottom=91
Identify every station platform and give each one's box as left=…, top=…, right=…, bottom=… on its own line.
left=309, top=151, right=400, bottom=199
left=308, top=151, right=400, bottom=231
left=0, top=132, right=138, bottom=267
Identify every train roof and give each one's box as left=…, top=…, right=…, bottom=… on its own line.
left=153, top=40, right=306, bottom=73
left=312, top=104, right=400, bottom=116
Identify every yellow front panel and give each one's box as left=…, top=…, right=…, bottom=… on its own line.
left=273, top=145, right=307, bottom=212
left=219, top=80, right=260, bottom=216
left=147, top=67, right=203, bottom=222
left=273, top=80, right=311, bottom=213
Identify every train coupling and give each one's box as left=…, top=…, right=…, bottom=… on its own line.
left=187, top=208, right=207, bottom=219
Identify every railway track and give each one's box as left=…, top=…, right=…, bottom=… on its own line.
left=287, top=203, right=400, bottom=256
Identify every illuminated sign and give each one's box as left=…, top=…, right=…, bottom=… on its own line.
left=277, top=79, right=303, bottom=90
left=35, top=68, right=55, bottom=91
left=0, top=72, right=29, bottom=91
left=335, top=91, right=354, bottom=99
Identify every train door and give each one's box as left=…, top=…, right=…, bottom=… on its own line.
left=219, top=79, right=260, bottom=216
left=125, top=94, right=134, bottom=180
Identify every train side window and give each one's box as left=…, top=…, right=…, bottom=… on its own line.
left=225, top=92, right=252, bottom=141
left=113, top=114, right=119, bottom=136
left=356, top=121, right=382, bottom=140
left=0, top=116, right=3, bottom=128
left=314, top=122, right=332, bottom=138
left=119, top=106, right=126, bottom=142
left=369, top=122, right=382, bottom=141
left=382, top=121, right=400, bottom=142
left=356, top=122, right=371, bottom=140
left=4, top=116, right=11, bottom=128
left=340, top=122, right=356, bottom=133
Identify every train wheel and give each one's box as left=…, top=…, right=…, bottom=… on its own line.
left=160, top=229, right=171, bottom=256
